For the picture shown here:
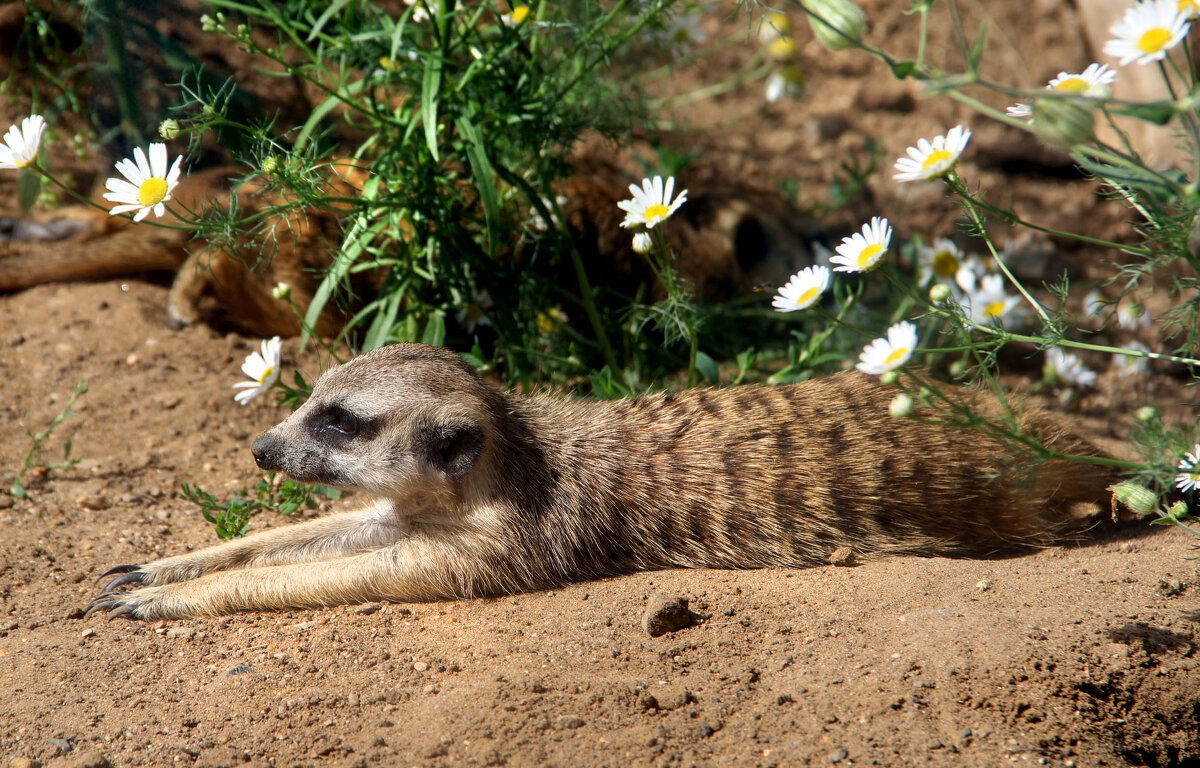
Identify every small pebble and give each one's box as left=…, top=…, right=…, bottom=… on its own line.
left=975, top=579, right=991, bottom=592
left=828, top=547, right=856, bottom=567
left=413, top=661, right=429, bottom=672
left=555, top=715, right=585, bottom=730
left=828, top=747, right=848, bottom=764
left=643, top=594, right=693, bottom=637
left=1158, top=579, right=1184, bottom=597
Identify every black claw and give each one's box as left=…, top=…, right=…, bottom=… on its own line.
left=106, top=604, right=140, bottom=621
left=83, top=596, right=113, bottom=620
left=96, top=564, right=140, bottom=584
left=101, top=571, right=146, bottom=594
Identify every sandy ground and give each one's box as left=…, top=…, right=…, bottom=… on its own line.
left=1, top=282, right=1198, bottom=768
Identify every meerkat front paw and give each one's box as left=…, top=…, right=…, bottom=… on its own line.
left=84, top=583, right=189, bottom=621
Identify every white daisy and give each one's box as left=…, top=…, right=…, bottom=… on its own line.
left=772, top=265, right=831, bottom=312
left=965, top=274, right=1023, bottom=326
left=916, top=237, right=966, bottom=286
left=664, top=11, right=707, bottom=55
left=1116, top=297, right=1152, bottom=329
left=1104, top=0, right=1191, bottom=66
left=1176, top=443, right=1200, bottom=492
left=618, top=176, right=688, bottom=230
left=501, top=5, right=531, bottom=25
left=404, top=0, right=431, bottom=22
left=1112, top=341, right=1151, bottom=376
left=952, top=252, right=993, bottom=296
left=758, top=11, right=789, bottom=43
left=893, top=125, right=971, bottom=183
left=530, top=194, right=567, bottom=232
left=1006, top=103, right=1033, bottom=121
left=1047, top=63, right=1118, bottom=96
left=765, top=66, right=805, bottom=103
left=856, top=321, right=918, bottom=375
left=1044, top=347, right=1097, bottom=389
left=0, top=114, right=46, bottom=169
left=831, top=216, right=892, bottom=273
left=103, top=143, right=183, bottom=222
left=455, top=290, right=493, bottom=333
left=233, top=337, right=282, bottom=405
left=1083, top=289, right=1108, bottom=317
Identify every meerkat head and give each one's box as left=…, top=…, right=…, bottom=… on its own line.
left=251, top=344, right=502, bottom=503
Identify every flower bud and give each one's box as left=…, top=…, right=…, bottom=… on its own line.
left=765, top=65, right=806, bottom=104
left=1168, top=501, right=1189, bottom=518
left=929, top=283, right=952, bottom=303
left=1031, top=100, right=1095, bottom=149
left=158, top=119, right=181, bottom=140
left=1108, top=481, right=1158, bottom=517
left=888, top=393, right=914, bottom=418
left=272, top=282, right=291, bottom=301
left=1135, top=405, right=1159, bottom=423
left=261, top=155, right=281, bottom=175
left=879, top=371, right=899, bottom=386
left=802, top=0, right=866, bottom=51
left=632, top=232, right=652, bottom=254
left=767, top=36, right=798, bottom=61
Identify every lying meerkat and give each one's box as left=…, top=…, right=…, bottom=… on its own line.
left=87, top=343, right=1119, bottom=621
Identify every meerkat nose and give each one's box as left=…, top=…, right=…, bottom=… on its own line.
left=251, top=433, right=283, bottom=471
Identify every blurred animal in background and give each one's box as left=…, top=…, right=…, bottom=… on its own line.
left=0, top=153, right=824, bottom=338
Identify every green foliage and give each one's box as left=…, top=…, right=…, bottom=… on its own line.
left=180, top=473, right=341, bottom=540
left=10, top=380, right=87, bottom=500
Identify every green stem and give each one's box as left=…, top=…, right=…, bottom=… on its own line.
left=95, top=0, right=144, bottom=146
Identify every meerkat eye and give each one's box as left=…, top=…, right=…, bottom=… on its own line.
left=324, top=408, right=360, bottom=436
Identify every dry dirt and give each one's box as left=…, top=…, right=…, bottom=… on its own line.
left=2, top=0, right=1200, bottom=766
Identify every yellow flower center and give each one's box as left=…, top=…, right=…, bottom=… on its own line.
left=856, top=243, right=883, bottom=267
left=644, top=203, right=670, bottom=223
left=883, top=346, right=910, bottom=366
left=1137, top=27, right=1172, bottom=54
left=257, top=365, right=274, bottom=385
left=767, top=36, right=797, bottom=60
left=984, top=300, right=1006, bottom=318
left=1052, top=77, right=1088, bottom=93
left=137, top=177, right=169, bottom=208
left=509, top=5, right=530, bottom=23
left=796, top=287, right=819, bottom=306
left=931, top=249, right=959, bottom=277
left=920, top=149, right=953, bottom=171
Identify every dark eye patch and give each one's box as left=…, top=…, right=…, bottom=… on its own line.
left=307, top=404, right=379, bottom=445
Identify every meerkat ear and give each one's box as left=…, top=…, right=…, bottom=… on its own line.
left=416, top=421, right=485, bottom=479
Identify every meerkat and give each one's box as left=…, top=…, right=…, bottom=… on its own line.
left=87, top=343, right=1119, bottom=621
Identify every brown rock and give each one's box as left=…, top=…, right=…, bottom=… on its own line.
left=643, top=595, right=693, bottom=637
left=829, top=547, right=856, bottom=567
